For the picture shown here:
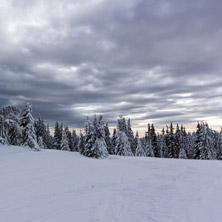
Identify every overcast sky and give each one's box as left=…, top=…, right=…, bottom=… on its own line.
left=1, top=0, right=222, bottom=133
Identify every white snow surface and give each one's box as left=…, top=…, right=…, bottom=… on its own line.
left=0, top=145, right=222, bottom=222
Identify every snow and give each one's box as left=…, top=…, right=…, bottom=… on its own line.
left=0, top=145, right=222, bottom=222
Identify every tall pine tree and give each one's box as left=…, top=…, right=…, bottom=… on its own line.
left=20, top=102, right=40, bottom=151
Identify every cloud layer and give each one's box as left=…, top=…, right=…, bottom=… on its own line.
left=1, top=0, right=222, bottom=132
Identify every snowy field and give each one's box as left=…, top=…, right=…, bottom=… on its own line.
left=0, top=145, right=222, bottom=222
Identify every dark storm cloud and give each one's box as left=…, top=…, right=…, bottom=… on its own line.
left=0, top=0, right=222, bottom=132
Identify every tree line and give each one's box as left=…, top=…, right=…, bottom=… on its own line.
left=0, top=103, right=222, bottom=160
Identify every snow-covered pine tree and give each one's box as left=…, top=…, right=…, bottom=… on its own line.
left=193, top=122, right=202, bottom=159
left=144, top=124, right=154, bottom=157
left=174, top=124, right=181, bottom=158
left=111, top=128, right=118, bottom=155
left=117, top=116, right=127, bottom=134
left=8, top=106, right=22, bottom=145
left=210, top=129, right=219, bottom=159
left=159, top=128, right=167, bottom=158
left=20, top=102, right=40, bottom=151
left=64, top=126, right=72, bottom=151
left=199, top=122, right=210, bottom=159
left=135, top=131, right=145, bottom=156
left=93, top=115, right=108, bottom=158
left=41, top=119, right=47, bottom=145
left=104, top=123, right=112, bottom=154
left=178, top=125, right=187, bottom=159
left=170, top=123, right=176, bottom=158
left=78, top=130, right=85, bottom=154
left=34, top=116, right=47, bottom=148
left=204, top=123, right=216, bottom=159
left=53, top=122, right=63, bottom=150
left=164, top=125, right=170, bottom=158
left=0, top=106, right=21, bottom=145
left=196, top=122, right=216, bottom=160
left=151, top=124, right=160, bottom=157
left=61, top=126, right=70, bottom=151
left=8, top=122, right=22, bottom=146
left=216, top=129, right=222, bottom=160
left=127, top=119, right=136, bottom=155
left=186, top=132, right=195, bottom=159
left=38, top=136, right=45, bottom=149
left=166, top=123, right=175, bottom=158
left=8, top=116, right=21, bottom=146
left=179, top=145, right=187, bottom=159
left=71, top=130, right=79, bottom=152
left=141, top=137, right=147, bottom=156
left=0, top=114, right=7, bottom=144
left=115, top=130, right=133, bottom=156
left=82, top=115, right=108, bottom=158
left=45, top=124, right=53, bottom=149
left=156, top=133, right=161, bottom=157
left=83, top=117, right=96, bottom=157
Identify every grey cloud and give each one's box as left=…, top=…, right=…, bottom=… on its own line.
left=0, top=0, right=222, bottom=133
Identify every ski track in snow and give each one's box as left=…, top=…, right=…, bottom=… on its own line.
left=0, top=145, right=222, bottom=222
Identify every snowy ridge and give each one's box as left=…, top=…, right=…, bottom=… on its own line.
left=0, top=145, right=222, bottom=222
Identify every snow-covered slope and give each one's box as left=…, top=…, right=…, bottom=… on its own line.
left=0, top=145, right=222, bottom=222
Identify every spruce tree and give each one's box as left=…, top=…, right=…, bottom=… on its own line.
left=144, top=124, right=154, bottom=157
left=38, top=136, right=45, bottom=149
left=193, top=122, right=201, bottom=159
left=115, top=130, right=133, bottom=156
left=166, top=123, right=175, bottom=158
left=165, top=125, right=170, bottom=158
left=20, top=102, right=40, bottom=151
left=65, top=127, right=73, bottom=151
left=83, top=115, right=108, bottom=158
left=135, top=131, right=145, bottom=156
left=94, top=115, right=108, bottom=158
left=216, top=129, right=222, bottom=160
left=178, top=126, right=187, bottom=159
left=71, top=130, right=79, bottom=152
left=159, top=128, right=167, bottom=158
left=199, top=123, right=215, bottom=160
left=186, top=132, right=195, bottom=159
left=83, top=117, right=95, bottom=157
left=117, top=116, right=127, bottom=134
left=35, top=117, right=48, bottom=149
left=111, top=128, right=118, bottom=155
left=174, top=124, right=181, bottom=158
left=78, top=130, right=85, bottom=154
left=8, top=121, right=22, bottom=146
left=127, top=119, right=136, bottom=155
left=0, top=114, right=8, bottom=143
left=104, top=123, right=112, bottom=154
left=0, top=106, right=21, bottom=145
left=61, top=127, right=70, bottom=151
left=53, top=122, right=63, bottom=150
left=45, top=124, right=53, bottom=149
left=151, top=124, right=160, bottom=157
